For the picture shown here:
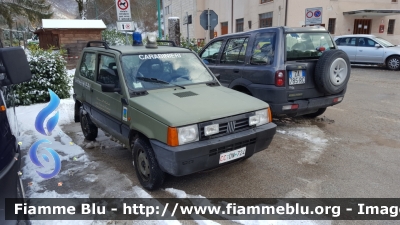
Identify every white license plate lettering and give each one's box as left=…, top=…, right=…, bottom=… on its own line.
left=219, top=147, right=246, bottom=164
left=289, top=70, right=306, bottom=85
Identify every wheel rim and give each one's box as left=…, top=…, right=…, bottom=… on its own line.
left=329, top=58, right=348, bottom=86
left=388, top=58, right=400, bottom=70
left=136, top=148, right=150, bottom=181
left=81, top=115, right=90, bottom=136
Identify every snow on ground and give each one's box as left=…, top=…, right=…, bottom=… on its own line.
left=15, top=69, right=329, bottom=224
left=16, top=69, right=181, bottom=224
left=277, top=127, right=328, bottom=165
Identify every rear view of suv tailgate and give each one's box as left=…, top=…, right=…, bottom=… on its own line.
left=199, top=26, right=350, bottom=117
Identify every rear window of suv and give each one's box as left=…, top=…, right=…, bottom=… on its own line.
left=286, top=32, right=335, bottom=60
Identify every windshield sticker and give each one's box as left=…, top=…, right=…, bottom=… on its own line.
left=133, top=82, right=143, bottom=88
left=122, top=107, right=128, bottom=121
left=138, top=54, right=182, bottom=60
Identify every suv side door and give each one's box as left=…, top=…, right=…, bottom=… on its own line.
left=206, top=37, right=249, bottom=86
left=90, top=53, right=125, bottom=134
left=240, top=32, right=277, bottom=88
left=356, top=37, right=385, bottom=63
left=335, top=37, right=357, bottom=62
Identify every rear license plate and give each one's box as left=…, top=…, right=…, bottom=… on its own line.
left=219, top=147, right=246, bottom=164
left=289, top=70, right=306, bottom=85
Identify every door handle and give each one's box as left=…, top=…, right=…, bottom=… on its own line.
left=359, top=50, right=363, bottom=52
left=90, top=88, right=93, bottom=92
left=233, top=69, right=240, bottom=73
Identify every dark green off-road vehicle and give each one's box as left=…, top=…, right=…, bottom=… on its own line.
left=73, top=36, right=276, bottom=190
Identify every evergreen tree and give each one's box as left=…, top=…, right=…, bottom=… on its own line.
left=0, top=0, right=53, bottom=28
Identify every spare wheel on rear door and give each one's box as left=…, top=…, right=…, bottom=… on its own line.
left=314, top=49, right=350, bottom=95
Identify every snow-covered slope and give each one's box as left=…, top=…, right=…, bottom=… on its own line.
left=47, top=0, right=79, bottom=19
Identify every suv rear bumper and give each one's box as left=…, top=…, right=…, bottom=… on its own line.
left=150, top=122, right=276, bottom=176
left=269, top=94, right=344, bottom=116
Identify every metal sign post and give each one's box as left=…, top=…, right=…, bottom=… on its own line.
left=116, top=0, right=133, bottom=45
left=207, top=9, right=210, bottom=42
left=186, top=12, right=189, bottom=46
left=183, top=13, right=192, bottom=46
left=117, top=21, right=133, bottom=44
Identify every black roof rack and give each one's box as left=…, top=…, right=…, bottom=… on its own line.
left=86, top=41, right=110, bottom=49
left=156, top=40, right=177, bottom=47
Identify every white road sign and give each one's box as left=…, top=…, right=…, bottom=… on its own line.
left=305, top=7, right=323, bottom=25
left=116, top=0, right=132, bottom=21
left=117, top=21, right=133, bottom=31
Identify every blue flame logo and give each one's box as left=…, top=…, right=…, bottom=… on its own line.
left=29, top=89, right=62, bottom=179
left=29, top=139, right=61, bottom=179
left=35, top=89, right=60, bottom=136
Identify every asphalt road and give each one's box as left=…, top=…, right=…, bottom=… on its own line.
left=62, top=66, right=400, bottom=200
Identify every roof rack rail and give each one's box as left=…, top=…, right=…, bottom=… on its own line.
left=86, top=41, right=110, bottom=49
left=156, top=40, right=177, bottom=47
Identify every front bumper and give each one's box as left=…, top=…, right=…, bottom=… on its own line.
left=150, top=122, right=276, bottom=176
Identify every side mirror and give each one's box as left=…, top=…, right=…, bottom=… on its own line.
left=214, top=73, right=221, bottom=80
left=101, top=83, right=121, bottom=93
left=0, top=47, right=32, bottom=86
left=375, top=44, right=381, bottom=48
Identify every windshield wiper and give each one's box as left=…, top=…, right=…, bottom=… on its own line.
left=137, top=77, right=185, bottom=89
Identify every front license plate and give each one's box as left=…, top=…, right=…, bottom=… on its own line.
left=219, top=147, right=246, bottom=164
left=289, top=70, right=306, bottom=85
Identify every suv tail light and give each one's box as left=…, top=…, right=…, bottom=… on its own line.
left=275, top=70, right=285, bottom=87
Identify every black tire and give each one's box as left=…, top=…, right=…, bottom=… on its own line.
left=131, top=137, right=165, bottom=190
left=315, top=50, right=350, bottom=95
left=303, top=107, right=327, bottom=118
left=74, top=102, right=81, bottom=122
left=80, top=111, right=98, bottom=141
left=386, top=56, right=400, bottom=70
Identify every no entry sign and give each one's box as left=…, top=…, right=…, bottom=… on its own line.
left=305, top=7, right=323, bottom=25
left=116, top=0, right=132, bottom=21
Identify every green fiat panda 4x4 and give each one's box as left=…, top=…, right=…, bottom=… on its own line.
left=73, top=34, right=276, bottom=190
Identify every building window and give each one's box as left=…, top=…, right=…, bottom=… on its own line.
left=165, top=5, right=170, bottom=15
left=328, top=18, right=336, bottom=34
left=236, top=18, right=244, bottom=32
left=259, top=12, right=273, bottom=28
left=221, top=22, right=228, bottom=35
left=392, top=0, right=397, bottom=3
left=388, top=19, right=395, bottom=34
left=260, top=0, right=273, bottom=3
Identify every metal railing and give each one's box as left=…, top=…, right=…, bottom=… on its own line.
left=0, top=28, right=34, bottom=48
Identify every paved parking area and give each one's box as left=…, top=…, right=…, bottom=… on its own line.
left=59, top=66, right=400, bottom=199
